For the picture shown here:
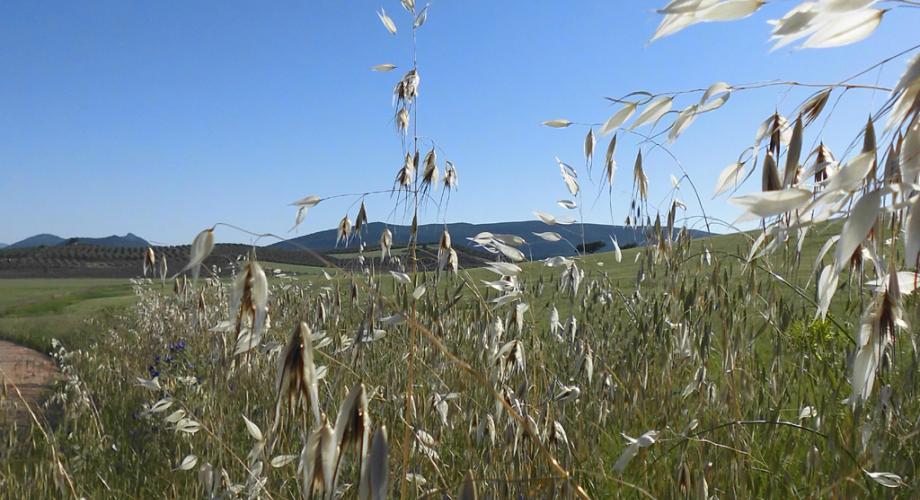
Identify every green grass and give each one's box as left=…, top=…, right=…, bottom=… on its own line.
left=0, top=266, right=332, bottom=353
left=0, top=225, right=829, bottom=356
left=6, top=224, right=905, bottom=498
left=261, top=261, right=329, bottom=275
left=326, top=247, right=410, bottom=259
left=2, top=224, right=910, bottom=498
left=0, top=279, right=136, bottom=352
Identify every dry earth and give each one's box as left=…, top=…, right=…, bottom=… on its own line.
left=0, top=340, right=58, bottom=426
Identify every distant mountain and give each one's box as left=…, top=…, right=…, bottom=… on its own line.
left=8, top=233, right=149, bottom=249
left=271, top=221, right=712, bottom=260
left=8, top=234, right=66, bottom=249
left=68, top=233, right=149, bottom=248
left=0, top=243, right=7, bottom=249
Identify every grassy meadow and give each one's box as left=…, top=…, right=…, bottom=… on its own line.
left=0, top=263, right=326, bottom=352
left=0, top=279, right=137, bottom=352
left=2, top=222, right=917, bottom=498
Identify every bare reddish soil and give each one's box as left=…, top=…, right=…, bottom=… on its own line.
left=0, top=340, right=59, bottom=425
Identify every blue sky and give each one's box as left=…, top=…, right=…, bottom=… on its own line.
left=0, top=1, right=915, bottom=245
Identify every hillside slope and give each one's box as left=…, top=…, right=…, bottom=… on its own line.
left=272, top=220, right=712, bottom=260
left=8, top=234, right=66, bottom=249
left=9, top=233, right=148, bottom=249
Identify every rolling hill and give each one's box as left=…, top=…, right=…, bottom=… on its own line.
left=0, top=240, right=491, bottom=278
left=0, top=222, right=713, bottom=278
left=271, top=220, right=713, bottom=260
left=8, top=233, right=148, bottom=249
left=8, top=234, right=65, bottom=248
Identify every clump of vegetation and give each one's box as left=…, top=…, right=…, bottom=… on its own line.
left=784, top=319, right=846, bottom=358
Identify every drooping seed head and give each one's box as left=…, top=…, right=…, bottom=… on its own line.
left=337, top=215, right=352, bottom=247
left=443, top=161, right=459, bottom=190
left=379, top=228, right=393, bottom=261
left=274, top=322, right=321, bottom=431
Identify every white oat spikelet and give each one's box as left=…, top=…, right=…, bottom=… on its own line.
left=633, top=151, right=648, bottom=201
left=560, top=262, right=583, bottom=296
left=359, top=426, right=388, bottom=500
left=393, top=69, right=420, bottom=106
left=376, top=8, right=397, bottom=35
left=761, top=151, right=781, bottom=192
left=290, top=194, right=322, bottom=231
left=337, top=215, right=352, bottom=247
left=557, top=157, right=579, bottom=197
left=274, top=322, right=321, bottom=432
left=229, top=256, right=269, bottom=340
left=493, top=340, right=526, bottom=381
left=143, top=247, right=156, bottom=277
left=333, top=382, right=371, bottom=493
left=584, top=127, right=596, bottom=167
left=422, top=147, right=440, bottom=194
left=379, top=228, right=393, bottom=262
left=301, top=422, right=337, bottom=500
left=158, top=254, right=168, bottom=283
left=443, top=161, right=459, bottom=191
left=851, top=269, right=903, bottom=405
left=437, top=228, right=458, bottom=274
left=355, top=201, right=368, bottom=234
left=396, top=106, right=409, bottom=135
left=176, top=228, right=215, bottom=281
left=605, top=133, right=617, bottom=187
left=394, top=153, right=415, bottom=192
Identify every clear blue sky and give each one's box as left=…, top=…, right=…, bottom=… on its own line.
left=0, top=1, right=915, bottom=245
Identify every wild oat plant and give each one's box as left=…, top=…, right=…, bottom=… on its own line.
left=4, top=1, right=920, bottom=498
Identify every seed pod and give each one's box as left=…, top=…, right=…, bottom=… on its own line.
left=302, top=423, right=336, bottom=499
left=355, top=202, right=368, bottom=234
left=178, top=228, right=215, bottom=281
left=443, top=161, right=459, bottom=190
left=783, top=116, right=803, bottom=187
left=422, top=148, right=439, bottom=191
left=379, top=228, right=393, bottom=261
left=761, top=151, right=781, bottom=192
left=333, top=383, right=371, bottom=493
left=633, top=151, right=648, bottom=201
left=337, top=215, right=352, bottom=247
left=584, top=128, right=595, bottom=166
left=437, top=228, right=453, bottom=272
left=158, top=254, right=168, bottom=283
left=274, top=322, right=321, bottom=432
left=360, top=426, right=388, bottom=500
left=143, top=247, right=156, bottom=276
left=396, top=107, right=409, bottom=135
left=605, top=134, right=617, bottom=187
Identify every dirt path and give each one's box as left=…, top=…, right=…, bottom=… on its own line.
left=0, top=340, right=59, bottom=425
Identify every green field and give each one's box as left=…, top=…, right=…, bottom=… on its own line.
left=0, top=217, right=856, bottom=362
left=0, top=225, right=914, bottom=498
left=0, top=279, right=137, bottom=352
left=0, top=224, right=844, bottom=354
left=0, top=261, right=332, bottom=353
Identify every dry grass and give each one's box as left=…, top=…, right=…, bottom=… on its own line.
left=3, top=2, right=920, bottom=498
